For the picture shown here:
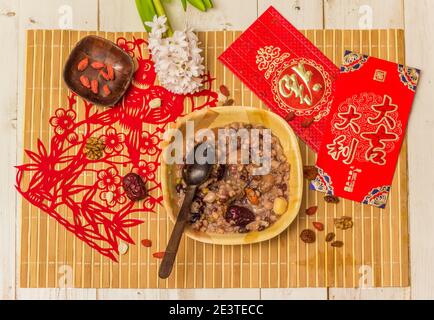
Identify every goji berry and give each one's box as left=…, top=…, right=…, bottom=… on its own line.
left=219, top=85, right=230, bottom=97
left=141, top=239, right=152, bottom=247
left=79, top=75, right=90, bottom=88
left=305, top=206, right=318, bottom=216
left=102, top=84, right=111, bottom=97
left=91, top=79, right=99, bottom=94
left=77, top=57, right=89, bottom=71
left=106, top=64, right=115, bottom=80
left=153, top=252, right=165, bottom=259
left=91, top=61, right=105, bottom=70
left=285, top=111, right=296, bottom=122
left=313, top=222, right=324, bottom=231
left=301, top=117, right=315, bottom=128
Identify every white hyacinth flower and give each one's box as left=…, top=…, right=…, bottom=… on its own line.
left=146, top=16, right=205, bottom=95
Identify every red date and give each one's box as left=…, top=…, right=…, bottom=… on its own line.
left=122, top=173, right=147, bottom=201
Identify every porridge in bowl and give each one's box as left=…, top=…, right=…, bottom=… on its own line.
left=175, top=122, right=291, bottom=234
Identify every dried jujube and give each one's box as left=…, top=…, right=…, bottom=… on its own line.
left=122, top=173, right=147, bottom=201
left=225, top=206, right=255, bottom=227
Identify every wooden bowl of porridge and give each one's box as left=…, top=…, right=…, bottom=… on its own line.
left=161, top=107, right=303, bottom=245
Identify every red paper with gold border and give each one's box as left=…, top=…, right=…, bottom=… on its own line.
left=218, top=6, right=339, bottom=152
left=313, top=51, right=420, bottom=208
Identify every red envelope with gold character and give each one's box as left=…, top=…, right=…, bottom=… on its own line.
left=219, top=6, right=339, bottom=152
left=313, top=51, right=420, bottom=208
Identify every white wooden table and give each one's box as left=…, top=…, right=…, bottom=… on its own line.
left=1, top=0, right=433, bottom=300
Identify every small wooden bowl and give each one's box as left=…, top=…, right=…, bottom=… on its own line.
left=63, top=35, right=135, bottom=107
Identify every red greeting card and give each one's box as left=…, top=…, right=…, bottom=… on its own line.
left=313, top=51, right=420, bottom=208
left=219, top=6, right=339, bottom=152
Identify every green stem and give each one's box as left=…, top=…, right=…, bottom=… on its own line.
left=187, top=0, right=207, bottom=12
left=153, top=0, right=174, bottom=37
left=135, top=0, right=157, bottom=32
left=203, top=0, right=213, bottom=9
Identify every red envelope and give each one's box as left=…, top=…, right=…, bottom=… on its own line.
left=313, top=51, right=420, bottom=208
left=219, top=6, right=340, bottom=152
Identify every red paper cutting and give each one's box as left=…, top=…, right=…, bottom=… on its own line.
left=218, top=6, right=340, bottom=152
left=313, top=51, right=420, bottom=208
left=16, top=36, right=218, bottom=261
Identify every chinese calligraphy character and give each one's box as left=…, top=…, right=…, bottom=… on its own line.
left=334, top=104, right=362, bottom=133
left=368, top=95, right=398, bottom=129
left=361, top=124, right=398, bottom=165
left=327, top=135, right=359, bottom=165
left=278, top=62, right=322, bottom=106
left=344, top=166, right=363, bottom=193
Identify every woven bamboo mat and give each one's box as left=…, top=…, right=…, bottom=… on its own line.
left=20, top=29, right=409, bottom=288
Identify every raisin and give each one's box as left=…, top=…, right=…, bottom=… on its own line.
left=122, top=173, right=147, bottom=201
left=324, top=195, right=340, bottom=204
left=225, top=206, right=255, bottom=227
left=325, top=232, right=336, bottom=242
left=224, top=99, right=235, bottom=106
left=189, top=213, right=201, bottom=224
left=303, top=166, right=318, bottom=180
left=331, top=241, right=344, bottom=248
left=300, top=229, right=316, bottom=244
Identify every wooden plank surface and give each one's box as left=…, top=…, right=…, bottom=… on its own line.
left=1, top=0, right=432, bottom=299
left=0, top=0, right=19, bottom=301
left=404, top=0, right=434, bottom=300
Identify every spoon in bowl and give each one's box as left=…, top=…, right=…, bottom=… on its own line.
left=159, top=144, right=213, bottom=279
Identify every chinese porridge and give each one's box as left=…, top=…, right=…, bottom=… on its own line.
left=175, top=122, right=291, bottom=234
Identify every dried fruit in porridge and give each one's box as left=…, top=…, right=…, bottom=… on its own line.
left=141, top=239, right=152, bottom=247
left=313, top=222, right=324, bottom=231
left=83, top=136, right=105, bottom=160
left=324, top=195, right=340, bottom=204
left=300, top=229, right=316, bottom=243
left=325, top=232, right=336, bottom=242
left=79, top=75, right=91, bottom=89
left=273, top=197, right=288, bottom=215
left=122, top=173, right=147, bottom=201
left=334, top=216, right=353, bottom=230
left=153, top=252, right=165, bottom=259
left=303, top=166, right=318, bottom=180
left=305, top=206, right=318, bottom=216
left=225, top=206, right=255, bottom=227
left=285, top=111, right=296, bottom=122
left=245, top=188, right=259, bottom=205
left=77, top=57, right=89, bottom=71
left=331, top=240, right=344, bottom=248
left=91, top=61, right=105, bottom=70
left=219, top=85, right=230, bottom=97
left=301, top=117, right=314, bottom=128
left=91, top=79, right=99, bottom=94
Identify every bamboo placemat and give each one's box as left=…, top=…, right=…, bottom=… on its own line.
left=19, top=29, right=409, bottom=288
